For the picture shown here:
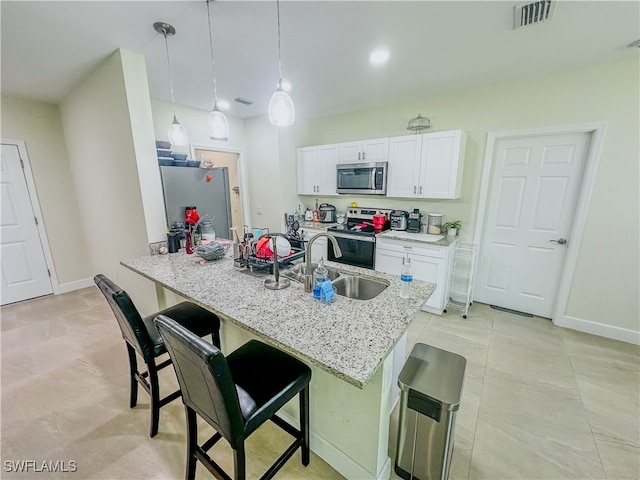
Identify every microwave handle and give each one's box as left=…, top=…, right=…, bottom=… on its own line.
left=371, top=168, right=377, bottom=189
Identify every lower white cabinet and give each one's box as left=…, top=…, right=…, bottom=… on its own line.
left=375, top=238, right=455, bottom=314
left=302, top=228, right=327, bottom=262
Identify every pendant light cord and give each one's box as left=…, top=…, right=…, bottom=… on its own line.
left=162, top=31, right=177, bottom=116
left=206, top=0, right=219, bottom=104
left=276, top=0, right=283, bottom=82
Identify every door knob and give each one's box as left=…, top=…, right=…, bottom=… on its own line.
left=550, top=238, right=568, bottom=245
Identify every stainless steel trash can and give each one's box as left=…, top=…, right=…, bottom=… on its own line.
left=395, top=343, right=466, bottom=480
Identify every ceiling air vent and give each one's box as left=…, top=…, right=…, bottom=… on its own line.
left=514, top=0, right=556, bottom=29
left=234, top=97, right=254, bottom=105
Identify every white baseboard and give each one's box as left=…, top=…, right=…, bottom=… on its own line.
left=55, top=277, right=95, bottom=294
left=554, top=315, right=640, bottom=345
left=276, top=410, right=387, bottom=480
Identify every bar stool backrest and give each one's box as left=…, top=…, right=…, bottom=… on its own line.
left=155, top=315, right=246, bottom=448
left=94, top=274, right=154, bottom=362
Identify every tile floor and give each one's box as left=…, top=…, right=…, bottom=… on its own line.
left=1, top=287, right=638, bottom=479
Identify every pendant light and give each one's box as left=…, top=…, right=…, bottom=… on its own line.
left=154, top=22, right=188, bottom=146
left=268, top=0, right=295, bottom=126
left=205, top=0, right=229, bottom=141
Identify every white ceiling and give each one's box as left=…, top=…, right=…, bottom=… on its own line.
left=2, top=1, right=638, bottom=120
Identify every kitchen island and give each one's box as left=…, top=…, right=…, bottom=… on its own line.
left=121, top=252, right=435, bottom=479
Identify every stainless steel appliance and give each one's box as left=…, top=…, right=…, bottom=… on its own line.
left=318, top=203, right=337, bottom=223
left=390, top=210, right=409, bottom=231
left=336, top=162, right=388, bottom=195
left=327, top=207, right=392, bottom=269
left=160, top=166, right=232, bottom=236
left=407, top=209, right=423, bottom=233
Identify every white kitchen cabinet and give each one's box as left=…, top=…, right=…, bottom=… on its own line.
left=296, top=144, right=339, bottom=195
left=302, top=228, right=327, bottom=262
left=375, top=237, right=455, bottom=314
left=386, top=135, right=423, bottom=198
left=386, top=130, right=466, bottom=199
left=339, top=138, right=389, bottom=163
left=420, top=130, right=466, bottom=199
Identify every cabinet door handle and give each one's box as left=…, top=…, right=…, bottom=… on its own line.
left=363, top=152, right=366, bottom=160
left=403, top=245, right=413, bottom=249
left=358, top=152, right=361, bottom=160
left=419, top=186, right=423, bottom=195
left=414, top=186, right=417, bottom=194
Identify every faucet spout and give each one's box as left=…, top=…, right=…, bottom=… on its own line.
left=304, top=233, right=342, bottom=293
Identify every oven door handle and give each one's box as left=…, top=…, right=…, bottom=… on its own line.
left=330, top=232, right=376, bottom=243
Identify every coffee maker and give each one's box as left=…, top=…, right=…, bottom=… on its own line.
left=407, top=209, right=423, bottom=233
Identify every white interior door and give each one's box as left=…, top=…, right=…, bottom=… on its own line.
left=475, top=132, right=590, bottom=317
left=1, top=144, right=53, bottom=305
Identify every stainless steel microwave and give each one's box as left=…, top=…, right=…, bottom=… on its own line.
left=336, top=162, right=388, bottom=195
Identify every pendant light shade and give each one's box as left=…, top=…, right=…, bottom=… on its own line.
left=155, top=22, right=188, bottom=146
left=205, top=0, right=229, bottom=141
left=268, top=80, right=295, bottom=126
left=168, top=115, right=189, bottom=145
left=268, top=0, right=295, bottom=126
left=207, top=102, right=230, bottom=140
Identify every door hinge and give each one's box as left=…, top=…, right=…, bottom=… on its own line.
left=20, top=158, right=25, bottom=169
left=47, top=269, right=51, bottom=277
left=34, top=216, right=38, bottom=225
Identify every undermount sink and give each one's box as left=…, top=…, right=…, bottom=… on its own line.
left=283, top=263, right=341, bottom=283
left=331, top=275, right=389, bottom=300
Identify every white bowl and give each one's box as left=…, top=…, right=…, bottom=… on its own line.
left=269, top=237, right=292, bottom=257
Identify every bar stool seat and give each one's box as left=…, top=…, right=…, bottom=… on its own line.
left=155, top=314, right=311, bottom=480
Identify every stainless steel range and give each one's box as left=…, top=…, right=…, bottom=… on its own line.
left=327, top=207, right=393, bottom=269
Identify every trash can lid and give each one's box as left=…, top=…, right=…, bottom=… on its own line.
left=398, top=343, right=467, bottom=410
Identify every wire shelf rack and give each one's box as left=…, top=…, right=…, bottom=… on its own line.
left=445, top=241, right=479, bottom=319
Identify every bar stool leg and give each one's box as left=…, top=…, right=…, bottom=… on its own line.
left=185, top=407, right=198, bottom=480
left=233, top=443, right=246, bottom=480
left=126, top=344, right=139, bottom=408
left=300, top=384, right=310, bottom=466
left=148, top=360, right=160, bottom=438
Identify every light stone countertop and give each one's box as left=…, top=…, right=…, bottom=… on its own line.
left=121, top=253, right=435, bottom=389
left=377, top=230, right=458, bottom=247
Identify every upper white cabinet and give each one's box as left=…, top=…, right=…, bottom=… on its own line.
left=387, top=130, right=466, bottom=199
left=386, top=135, right=423, bottom=198
left=339, top=138, right=389, bottom=163
left=297, top=144, right=339, bottom=195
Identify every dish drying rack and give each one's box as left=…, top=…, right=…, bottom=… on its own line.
left=232, top=228, right=306, bottom=275
left=444, top=242, right=479, bottom=319
left=242, top=247, right=306, bottom=274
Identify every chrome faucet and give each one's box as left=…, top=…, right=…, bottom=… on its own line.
left=304, top=233, right=342, bottom=293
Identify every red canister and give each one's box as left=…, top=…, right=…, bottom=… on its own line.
left=373, top=214, right=387, bottom=230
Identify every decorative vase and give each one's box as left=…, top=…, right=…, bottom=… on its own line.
left=185, top=230, right=194, bottom=254
left=447, top=228, right=458, bottom=237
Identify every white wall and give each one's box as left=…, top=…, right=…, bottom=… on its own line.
left=150, top=99, right=246, bottom=156
left=1, top=96, right=92, bottom=287
left=59, top=49, right=158, bottom=314
left=297, top=59, right=639, bottom=337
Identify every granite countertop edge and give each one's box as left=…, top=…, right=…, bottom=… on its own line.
left=121, top=253, right=435, bottom=389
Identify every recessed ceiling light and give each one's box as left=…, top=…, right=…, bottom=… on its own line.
left=217, top=100, right=230, bottom=110
left=369, top=49, right=390, bottom=65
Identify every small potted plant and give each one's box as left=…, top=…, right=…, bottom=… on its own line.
left=443, top=220, right=462, bottom=237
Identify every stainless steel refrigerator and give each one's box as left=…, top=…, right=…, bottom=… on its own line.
left=160, top=166, right=232, bottom=238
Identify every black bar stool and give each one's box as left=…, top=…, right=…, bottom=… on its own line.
left=154, top=314, right=311, bottom=480
left=94, top=274, right=221, bottom=437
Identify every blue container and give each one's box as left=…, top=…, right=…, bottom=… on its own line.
left=158, top=157, right=174, bottom=166
left=170, top=152, right=188, bottom=161
left=155, top=140, right=171, bottom=149
left=157, top=148, right=171, bottom=157
left=186, top=160, right=201, bottom=167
